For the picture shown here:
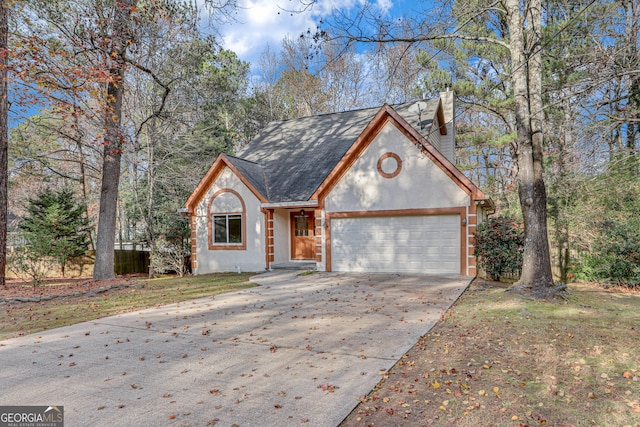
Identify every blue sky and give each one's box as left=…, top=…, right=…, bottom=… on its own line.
left=216, top=0, right=415, bottom=70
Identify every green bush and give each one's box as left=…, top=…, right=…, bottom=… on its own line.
left=571, top=159, right=640, bottom=288
left=581, top=218, right=640, bottom=288
left=474, top=216, right=524, bottom=281
left=18, top=187, right=91, bottom=277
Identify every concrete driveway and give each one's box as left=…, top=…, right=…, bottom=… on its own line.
left=1, top=271, right=470, bottom=426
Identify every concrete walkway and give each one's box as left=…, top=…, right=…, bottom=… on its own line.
left=1, top=271, right=470, bottom=427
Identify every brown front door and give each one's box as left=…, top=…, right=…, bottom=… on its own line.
left=290, top=211, right=315, bottom=260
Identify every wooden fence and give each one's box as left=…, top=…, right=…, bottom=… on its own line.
left=114, top=250, right=150, bottom=275
left=5, top=249, right=150, bottom=279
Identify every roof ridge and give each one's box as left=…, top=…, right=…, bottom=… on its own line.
left=261, top=98, right=436, bottom=124
left=225, top=154, right=262, bottom=166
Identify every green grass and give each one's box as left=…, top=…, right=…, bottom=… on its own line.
left=0, top=273, right=256, bottom=340
left=297, top=270, right=316, bottom=276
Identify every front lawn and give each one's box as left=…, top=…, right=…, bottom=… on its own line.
left=0, top=273, right=255, bottom=340
left=341, top=281, right=640, bottom=426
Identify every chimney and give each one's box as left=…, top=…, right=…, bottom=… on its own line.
left=439, top=90, right=456, bottom=163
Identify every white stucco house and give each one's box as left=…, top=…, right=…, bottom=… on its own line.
left=183, top=91, right=493, bottom=276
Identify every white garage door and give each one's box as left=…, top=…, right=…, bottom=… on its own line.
left=331, top=215, right=460, bottom=274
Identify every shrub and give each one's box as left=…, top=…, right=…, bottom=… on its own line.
left=571, top=159, right=640, bottom=288
left=581, top=218, right=640, bottom=288
left=474, top=216, right=524, bottom=281
left=19, top=187, right=91, bottom=276
left=149, top=237, right=190, bottom=277
left=7, top=246, right=57, bottom=286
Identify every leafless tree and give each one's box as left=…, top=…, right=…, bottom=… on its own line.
left=0, top=0, right=8, bottom=286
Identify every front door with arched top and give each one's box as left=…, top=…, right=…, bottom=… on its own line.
left=290, top=211, right=315, bottom=260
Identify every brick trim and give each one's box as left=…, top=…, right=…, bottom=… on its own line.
left=190, top=215, right=197, bottom=272
left=262, top=208, right=274, bottom=269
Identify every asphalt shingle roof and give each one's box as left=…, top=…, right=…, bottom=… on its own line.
left=224, top=155, right=268, bottom=200
left=236, top=98, right=441, bottom=203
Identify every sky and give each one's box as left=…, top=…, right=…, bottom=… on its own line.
left=215, top=0, right=405, bottom=70
left=10, top=0, right=417, bottom=126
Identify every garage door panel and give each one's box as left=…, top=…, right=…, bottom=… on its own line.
left=331, top=215, right=460, bottom=274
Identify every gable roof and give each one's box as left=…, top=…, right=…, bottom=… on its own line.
left=237, top=98, right=443, bottom=203
left=311, top=104, right=488, bottom=203
left=184, top=153, right=268, bottom=213
left=185, top=96, right=490, bottom=212
left=224, top=155, right=269, bottom=199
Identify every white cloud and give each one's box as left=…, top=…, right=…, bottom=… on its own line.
left=375, top=0, right=393, bottom=14
left=215, top=0, right=399, bottom=70
left=218, top=0, right=319, bottom=66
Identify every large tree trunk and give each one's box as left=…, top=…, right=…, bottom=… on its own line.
left=505, top=0, right=564, bottom=298
left=624, top=0, right=639, bottom=162
left=93, top=0, right=135, bottom=280
left=0, top=0, right=8, bottom=286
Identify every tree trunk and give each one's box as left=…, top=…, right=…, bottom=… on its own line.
left=505, top=0, right=563, bottom=298
left=93, top=0, right=135, bottom=280
left=625, top=0, right=639, bottom=163
left=556, top=93, right=573, bottom=284
left=75, top=108, right=95, bottom=252
left=143, top=125, right=156, bottom=278
left=0, top=0, right=8, bottom=286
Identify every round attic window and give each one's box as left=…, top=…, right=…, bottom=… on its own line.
left=377, top=152, right=402, bottom=179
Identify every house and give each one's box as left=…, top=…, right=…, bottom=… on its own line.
left=184, top=91, right=493, bottom=276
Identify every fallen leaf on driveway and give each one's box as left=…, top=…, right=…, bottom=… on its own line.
left=318, top=384, right=335, bottom=392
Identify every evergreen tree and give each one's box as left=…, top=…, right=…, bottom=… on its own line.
left=19, top=187, right=90, bottom=276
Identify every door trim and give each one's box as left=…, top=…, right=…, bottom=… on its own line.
left=290, top=211, right=315, bottom=260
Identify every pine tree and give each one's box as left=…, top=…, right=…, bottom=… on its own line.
left=19, top=188, right=90, bottom=277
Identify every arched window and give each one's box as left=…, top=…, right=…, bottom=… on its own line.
left=208, top=189, right=246, bottom=250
